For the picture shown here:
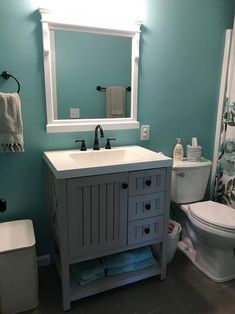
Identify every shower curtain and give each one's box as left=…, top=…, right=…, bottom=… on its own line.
left=213, top=98, right=235, bottom=207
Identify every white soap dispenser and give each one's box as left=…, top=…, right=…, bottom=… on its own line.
left=173, top=138, right=184, bottom=161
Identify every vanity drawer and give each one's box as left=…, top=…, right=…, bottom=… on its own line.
left=128, top=192, right=165, bottom=221
left=128, top=216, right=163, bottom=245
left=128, top=168, right=166, bottom=196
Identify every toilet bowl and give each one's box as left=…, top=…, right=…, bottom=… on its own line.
left=187, top=202, right=235, bottom=249
left=171, top=159, right=235, bottom=282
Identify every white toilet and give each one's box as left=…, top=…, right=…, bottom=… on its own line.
left=171, top=158, right=235, bottom=282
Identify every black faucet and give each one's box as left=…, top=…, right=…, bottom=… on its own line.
left=93, top=125, right=104, bottom=150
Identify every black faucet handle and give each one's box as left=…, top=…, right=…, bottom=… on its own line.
left=105, top=138, right=116, bottom=149
left=75, top=139, right=87, bottom=151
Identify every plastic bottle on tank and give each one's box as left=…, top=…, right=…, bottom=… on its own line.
left=173, top=138, right=184, bottom=161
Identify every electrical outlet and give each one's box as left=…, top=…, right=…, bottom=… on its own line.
left=70, top=108, right=80, bottom=119
left=140, top=125, right=150, bottom=140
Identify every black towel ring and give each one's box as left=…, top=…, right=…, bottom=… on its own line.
left=0, top=71, right=20, bottom=93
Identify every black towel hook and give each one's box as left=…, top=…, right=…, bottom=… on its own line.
left=0, top=71, right=20, bottom=93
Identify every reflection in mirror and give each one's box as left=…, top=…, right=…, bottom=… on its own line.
left=53, top=31, right=132, bottom=119
left=40, top=8, right=141, bottom=132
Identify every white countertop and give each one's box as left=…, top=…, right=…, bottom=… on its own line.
left=43, top=145, right=172, bottom=179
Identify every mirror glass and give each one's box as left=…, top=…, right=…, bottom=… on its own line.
left=54, top=30, right=132, bottom=119
left=40, top=9, right=141, bottom=132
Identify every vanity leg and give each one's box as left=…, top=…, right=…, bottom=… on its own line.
left=159, top=242, right=167, bottom=280
left=61, top=259, right=71, bottom=311
left=46, top=170, right=57, bottom=264
left=57, top=179, right=71, bottom=311
left=161, top=167, right=171, bottom=280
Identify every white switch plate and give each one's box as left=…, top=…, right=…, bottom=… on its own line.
left=70, top=108, right=80, bottom=119
left=140, top=125, right=150, bottom=140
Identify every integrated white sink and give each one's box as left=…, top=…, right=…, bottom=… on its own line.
left=69, top=149, right=144, bottom=167
left=43, top=145, right=172, bottom=179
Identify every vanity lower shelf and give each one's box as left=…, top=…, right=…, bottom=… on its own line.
left=54, top=248, right=161, bottom=303
left=70, top=264, right=161, bottom=302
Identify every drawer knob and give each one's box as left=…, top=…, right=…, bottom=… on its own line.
left=145, top=204, right=151, bottom=210
left=144, top=227, right=150, bottom=234
left=145, top=180, right=152, bottom=186
left=122, top=183, right=128, bottom=189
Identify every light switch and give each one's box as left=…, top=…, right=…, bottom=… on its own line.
left=70, top=108, right=80, bottom=119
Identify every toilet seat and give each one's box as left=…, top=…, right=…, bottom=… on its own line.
left=188, top=201, right=235, bottom=232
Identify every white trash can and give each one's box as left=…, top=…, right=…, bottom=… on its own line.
left=0, top=219, right=39, bottom=314
left=167, top=219, right=182, bottom=263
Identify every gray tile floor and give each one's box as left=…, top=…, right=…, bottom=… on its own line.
left=24, top=250, right=235, bottom=314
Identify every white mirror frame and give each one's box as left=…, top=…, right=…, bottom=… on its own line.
left=39, top=8, right=141, bottom=133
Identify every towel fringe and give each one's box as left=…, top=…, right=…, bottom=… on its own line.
left=0, top=142, right=24, bottom=152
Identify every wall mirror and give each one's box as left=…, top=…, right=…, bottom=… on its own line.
left=39, top=9, right=142, bottom=132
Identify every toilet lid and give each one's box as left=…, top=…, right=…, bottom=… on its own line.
left=188, top=201, right=235, bottom=230
left=172, top=158, right=212, bottom=169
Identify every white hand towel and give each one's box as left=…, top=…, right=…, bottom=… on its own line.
left=0, top=93, right=24, bottom=152
left=106, top=86, right=126, bottom=118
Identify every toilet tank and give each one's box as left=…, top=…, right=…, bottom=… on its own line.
left=171, top=159, right=212, bottom=204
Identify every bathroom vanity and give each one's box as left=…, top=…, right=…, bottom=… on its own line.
left=43, top=146, right=172, bottom=311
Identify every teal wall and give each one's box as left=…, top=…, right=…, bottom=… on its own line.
left=56, top=31, right=132, bottom=119
left=140, top=0, right=235, bottom=156
left=0, top=0, right=234, bottom=255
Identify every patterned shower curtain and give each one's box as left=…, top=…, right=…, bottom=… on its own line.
left=214, top=98, right=235, bottom=207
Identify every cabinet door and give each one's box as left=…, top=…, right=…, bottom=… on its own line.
left=67, top=173, right=128, bottom=259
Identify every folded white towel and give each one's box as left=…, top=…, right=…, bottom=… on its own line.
left=0, top=93, right=24, bottom=152
left=106, top=86, right=126, bottom=118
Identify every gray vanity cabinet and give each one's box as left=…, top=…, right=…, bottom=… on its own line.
left=46, top=166, right=171, bottom=311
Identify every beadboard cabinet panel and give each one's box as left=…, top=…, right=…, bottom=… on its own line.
left=67, top=173, right=128, bottom=259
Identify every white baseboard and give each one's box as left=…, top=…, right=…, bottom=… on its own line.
left=37, top=254, right=51, bottom=267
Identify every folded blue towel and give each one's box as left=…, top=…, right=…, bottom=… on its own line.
left=101, top=246, right=153, bottom=269
left=71, top=259, right=105, bottom=281
left=106, top=256, right=157, bottom=276
left=106, top=263, right=135, bottom=276
left=72, top=270, right=104, bottom=286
